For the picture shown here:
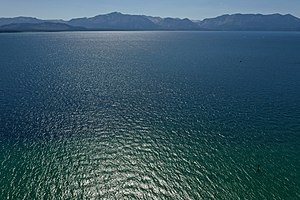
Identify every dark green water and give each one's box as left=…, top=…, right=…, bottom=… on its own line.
left=0, top=31, right=300, bottom=199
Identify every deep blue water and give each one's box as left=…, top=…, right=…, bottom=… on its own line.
left=0, top=31, right=300, bottom=199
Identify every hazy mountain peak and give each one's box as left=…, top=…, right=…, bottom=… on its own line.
left=198, top=13, right=300, bottom=31
left=106, top=12, right=123, bottom=16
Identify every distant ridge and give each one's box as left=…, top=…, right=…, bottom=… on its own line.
left=198, top=13, right=300, bottom=31
left=0, top=22, right=83, bottom=32
left=1, top=12, right=300, bottom=32
left=68, top=12, right=158, bottom=30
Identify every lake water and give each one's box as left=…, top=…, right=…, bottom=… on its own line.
left=0, top=31, right=300, bottom=199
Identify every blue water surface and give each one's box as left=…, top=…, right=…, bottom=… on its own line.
left=0, top=31, right=300, bottom=199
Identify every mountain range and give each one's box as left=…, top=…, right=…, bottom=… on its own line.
left=1, top=12, right=300, bottom=32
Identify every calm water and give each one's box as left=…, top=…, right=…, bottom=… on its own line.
left=0, top=31, right=300, bottom=199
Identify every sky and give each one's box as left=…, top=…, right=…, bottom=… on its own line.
left=0, top=0, right=299, bottom=20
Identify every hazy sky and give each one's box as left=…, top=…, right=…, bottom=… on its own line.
left=0, top=0, right=299, bottom=20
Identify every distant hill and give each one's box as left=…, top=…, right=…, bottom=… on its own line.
left=0, top=17, right=67, bottom=26
left=1, top=12, right=300, bottom=32
left=198, top=13, right=300, bottom=31
left=156, top=18, right=200, bottom=30
left=68, top=12, right=158, bottom=30
left=0, top=22, right=82, bottom=32
left=0, top=17, right=43, bottom=26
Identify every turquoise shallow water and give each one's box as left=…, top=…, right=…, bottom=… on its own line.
left=0, top=31, right=300, bottom=199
